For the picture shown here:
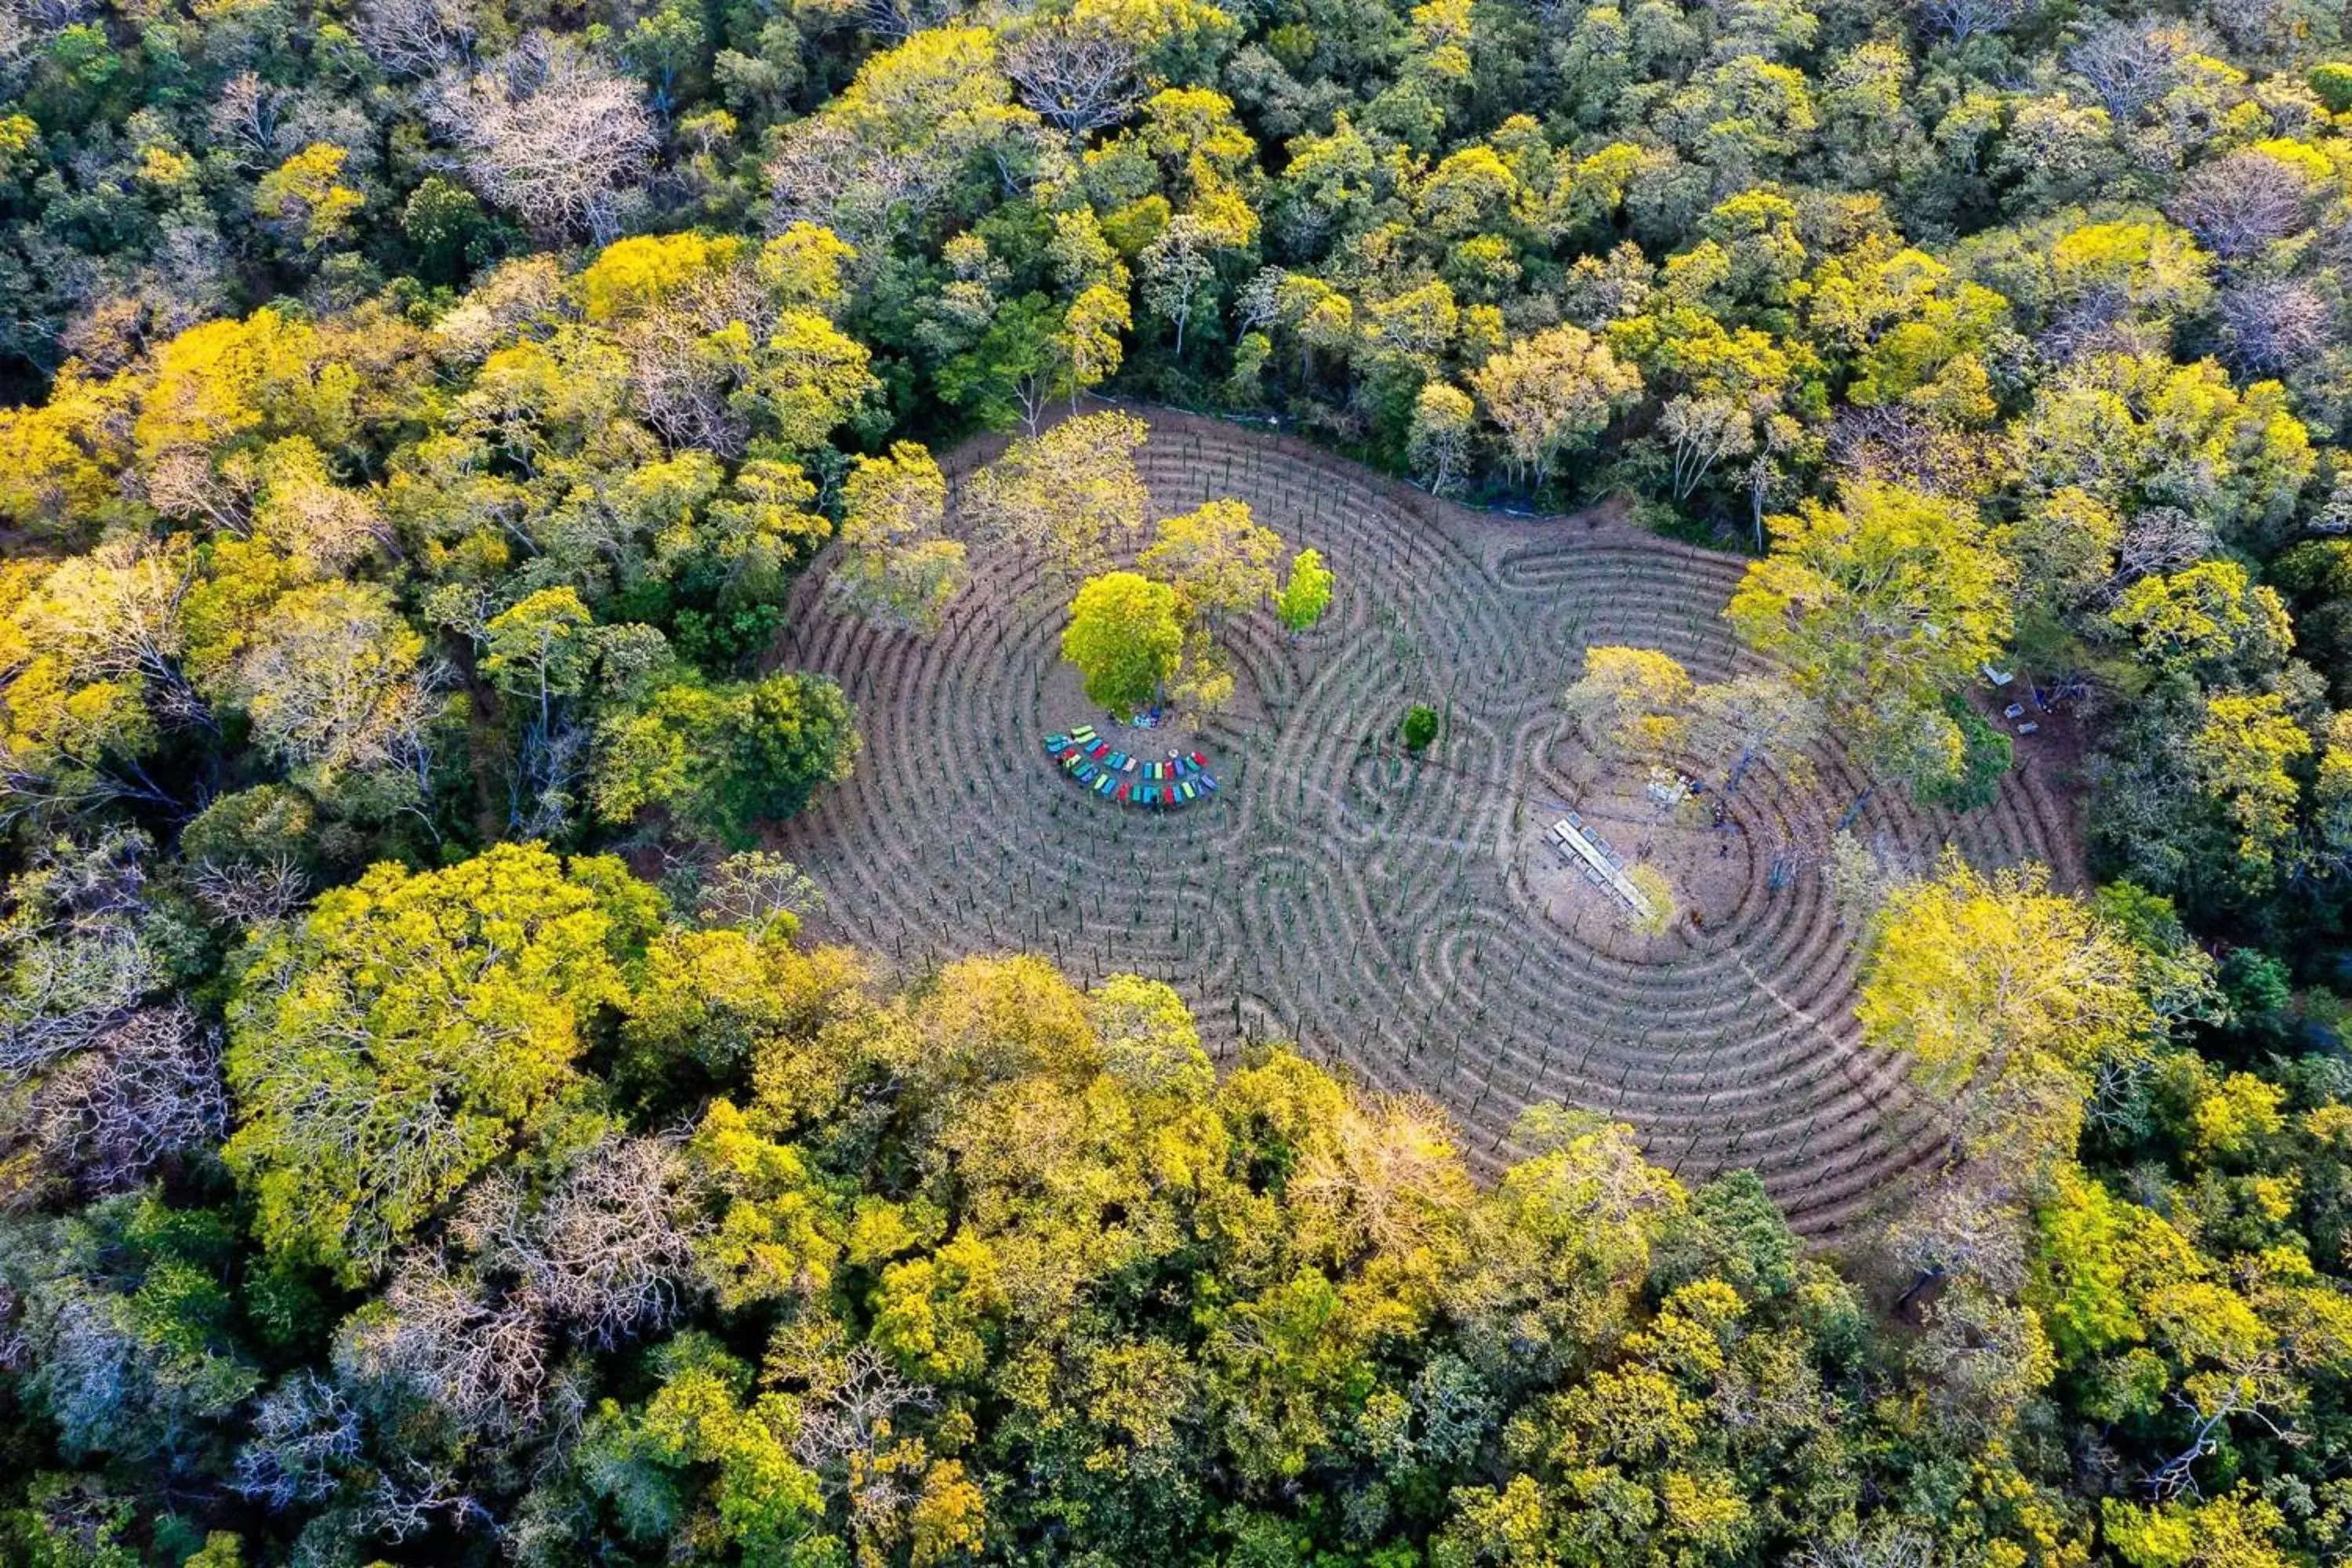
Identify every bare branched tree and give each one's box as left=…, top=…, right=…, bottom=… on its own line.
left=230, top=584, right=448, bottom=790
left=259, top=459, right=396, bottom=578
left=62, top=231, right=236, bottom=390
left=603, top=256, right=780, bottom=453
left=2143, top=1381, right=2299, bottom=1500
left=765, top=29, right=1053, bottom=258
left=11, top=538, right=210, bottom=734
left=1231, top=268, right=1284, bottom=343
left=360, top=1461, right=492, bottom=1543
left=0, top=9, right=25, bottom=74
left=208, top=72, right=289, bottom=172
left=691, top=849, right=827, bottom=930
left=191, top=856, right=311, bottom=927
left=2067, top=20, right=2207, bottom=122
left=2036, top=286, right=2171, bottom=368
left=1912, top=1279, right=2047, bottom=1433
left=2169, top=151, right=2312, bottom=260
left=23, top=1279, right=255, bottom=1463
left=0, top=916, right=165, bottom=1081
left=768, top=118, right=960, bottom=257
left=1883, top=1167, right=2029, bottom=1300
left=426, top=37, right=658, bottom=244
left=1004, top=16, right=1145, bottom=143
left=2114, top=504, right=2215, bottom=589
left=429, top=253, right=566, bottom=361
left=142, top=446, right=259, bottom=535
left=1291, top=1095, right=1472, bottom=1265
left=2216, top=278, right=2331, bottom=376
left=234, top=1371, right=363, bottom=1509
left=336, top=1257, right=550, bottom=1439
left=500, top=1136, right=713, bottom=1349
left=35, top=826, right=153, bottom=920
left=2083, top=1051, right=2154, bottom=1138
left=22, top=1005, right=227, bottom=1200
left=840, top=0, right=965, bottom=40
left=1826, top=405, right=1999, bottom=500
left=1660, top=392, right=1757, bottom=504
left=0, top=0, right=100, bottom=76
left=1794, top=1529, right=1937, bottom=1568
left=0, top=1279, right=26, bottom=1375
left=1909, top=0, right=2030, bottom=43
left=508, top=717, right=589, bottom=843
left=626, top=310, right=753, bottom=454
left=2204, top=0, right=2311, bottom=66
left=0, top=832, right=170, bottom=1081
left=354, top=0, right=482, bottom=78
left=788, top=1341, right=938, bottom=1479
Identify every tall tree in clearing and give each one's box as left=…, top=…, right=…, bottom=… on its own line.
left=1061, top=570, right=1184, bottom=713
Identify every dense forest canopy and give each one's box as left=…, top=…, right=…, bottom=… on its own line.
left=5, top=0, right=2352, bottom=1559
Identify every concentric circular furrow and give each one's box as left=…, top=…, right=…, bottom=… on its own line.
left=770, top=407, right=2085, bottom=1238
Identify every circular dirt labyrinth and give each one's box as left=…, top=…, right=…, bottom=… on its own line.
left=774, top=408, right=2083, bottom=1236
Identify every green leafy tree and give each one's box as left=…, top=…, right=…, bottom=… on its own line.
left=831, top=443, right=968, bottom=636
left=252, top=144, right=364, bottom=253
left=0, top=1197, right=259, bottom=1470
left=1138, top=498, right=1283, bottom=626
left=1274, top=549, right=1334, bottom=633
left=1061, top=572, right=1183, bottom=713
left=2190, top=691, right=2314, bottom=887
left=1728, top=481, right=2013, bottom=797
left=401, top=176, right=489, bottom=281
left=965, top=412, right=1151, bottom=583
left=622, top=3, right=706, bottom=112
left=1466, top=324, right=1642, bottom=488
left=1915, top=696, right=2013, bottom=811
left=1858, top=855, right=2157, bottom=1173
left=1409, top=383, right=1478, bottom=496
left=222, top=844, right=662, bottom=1283
left=484, top=587, right=595, bottom=724
left=593, top=672, right=858, bottom=844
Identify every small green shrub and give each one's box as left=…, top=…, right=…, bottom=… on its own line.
left=2310, top=61, right=2352, bottom=113
left=1401, top=704, right=1439, bottom=753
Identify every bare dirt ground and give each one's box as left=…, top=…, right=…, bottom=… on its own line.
left=771, top=407, right=2085, bottom=1236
